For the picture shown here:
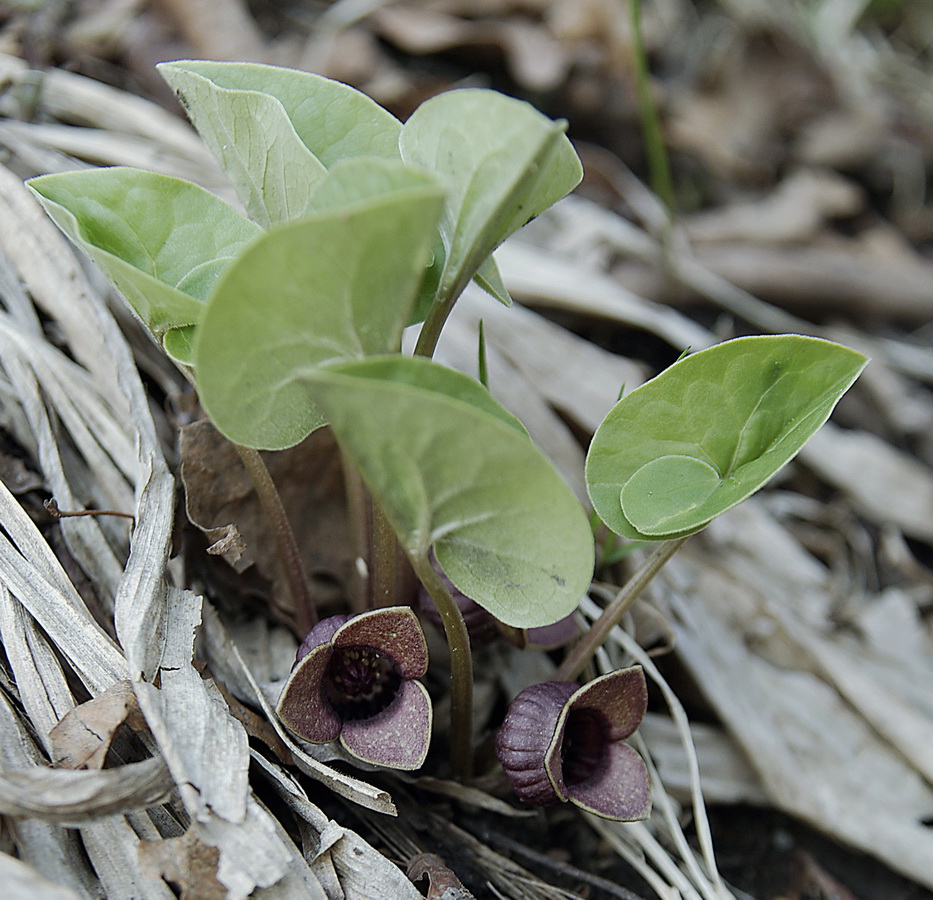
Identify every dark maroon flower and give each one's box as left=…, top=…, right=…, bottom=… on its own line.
left=495, top=667, right=651, bottom=820
left=276, top=608, right=432, bottom=770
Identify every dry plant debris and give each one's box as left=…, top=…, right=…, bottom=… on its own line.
left=0, top=1, right=932, bottom=899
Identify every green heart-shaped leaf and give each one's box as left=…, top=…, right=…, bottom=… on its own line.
left=27, top=168, right=261, bottom=361
left=194, top=169, right=444, bottom=450
left=304, top=156, right=436, bottom=213
left=158, top=60, right=402, bottom=170
left=158, top=62, right=326, bottom=227
left=304, top=356, right=594, bottom=628
left=586, top=335, right=869, bottom=539
left=400, top=88, right=582, bottom=304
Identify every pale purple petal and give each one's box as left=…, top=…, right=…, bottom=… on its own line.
left=333, top=607, right=428, bottom=678
left=296, top=614, right=349, bottom=663
left=275, top=643, right=341, bottom=743
left=570, top=667, right=647, bottom=741
left=569, top=742, right=651, bottom=821
left=340, top=679, right=432, bottom=770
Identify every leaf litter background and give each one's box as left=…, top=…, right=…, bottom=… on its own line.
left=0, top=1, right=932, bottom=898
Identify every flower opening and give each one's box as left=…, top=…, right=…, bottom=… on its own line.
left=276, top=607, right=432, bottom=770
left=496, top=667, right=651, bottom=821
left=561, top=708, right=608, bottom=787
left=325, top=645, right=402, bottom=720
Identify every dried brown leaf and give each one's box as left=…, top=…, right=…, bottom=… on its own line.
left=407, top=852, right=475, bottom=900
left=49, top=680, right=147, bottom=770
left=154, top=0, right=266, bottom=61
left=372, top=6, right=568, bottom=91
left=0, top=756, right=174, bottom=824
left=0, top=450, right=44, bottom=494
left=138, top=829, right=227, bottom=900
left=179, top=421, right=352, bottom=624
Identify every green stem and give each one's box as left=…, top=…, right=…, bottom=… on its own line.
left=554, top=535, right=689, bottom=682
left=371, top=501, right=398, bottom=608
left=409, top=553, right=474, bottom=779
left=413, top=294, right=454, bottom=358
left=339, top=446, right=371, bottom=614
left=630, top=0, right=675, bottom=220
left=234, top=444, right=317, bottom=634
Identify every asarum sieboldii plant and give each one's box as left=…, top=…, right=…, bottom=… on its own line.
left=495, top=667, right=651, bottom=821
left=276, top=607, right=432, bottom=770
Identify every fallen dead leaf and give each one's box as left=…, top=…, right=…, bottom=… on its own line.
left=407, top=852, right=476, bottom=899
left=49, top=680, right=147, bottom=770
left=179, top=421, right=353, bottom=626
left=138, top=829, right=227, bottom=900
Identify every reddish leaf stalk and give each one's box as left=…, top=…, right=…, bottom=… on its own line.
left=410, top=552, right=474, bottom=778
left=234, top=444, right=317, bottom=633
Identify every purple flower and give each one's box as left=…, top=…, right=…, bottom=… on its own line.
left=495, top=667, right=651, bottom=821
left=276, top=608, right=432, bottom=770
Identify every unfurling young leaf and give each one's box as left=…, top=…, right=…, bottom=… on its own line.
left=586, top=335, right=869, bottom=540
left=158, top=59, right=402, bottom=174
left=26, top=168, right=261, bottom=362
left=158, top=62, right=327, bottom=227
left=400, top=88, right=582, bottom=306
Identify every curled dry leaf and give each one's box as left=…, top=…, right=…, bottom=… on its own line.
left=179, top=421, right=352, bottom=624
left=0, top=756, right=174, bottom=824
left=372, top=5, right=570, bottom=92
left=49, top=679, right=148, bottom=770
left=138, top=828, right=227, bottom=900
left=407, top=852, right=476, bottom=900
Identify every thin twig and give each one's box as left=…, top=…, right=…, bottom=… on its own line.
left=466, top=821, right=648, bottom=900
left=44, top=498, right=135, bottom=523
left=555, top=536, right=690, bottom=682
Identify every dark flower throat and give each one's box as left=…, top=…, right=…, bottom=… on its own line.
left=326, top=646, right=402, bottom=720
left=562, top=709, right=608, bottom=787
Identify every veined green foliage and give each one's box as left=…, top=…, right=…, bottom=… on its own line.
left=158, top=63, right=327, bottom=227
left=303, top=356, right=595, bottom=628
left=26, top=168, right=261, bottom=361
left=194, top=167, right=445, bottom=450
left=586, top=335, right=869, bottom=540
left=158, top=60, right=401, bottom=214
left=400, top=88, right=582, bottom=304
left=303, top=156, right=511, bottom=318
left=158, top=60, right=402, bottom=165
left=160, top=61, right=522, bottom=311
left=304, top=156, right=434, bottom=213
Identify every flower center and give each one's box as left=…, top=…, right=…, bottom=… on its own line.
left=562, top=709, right=608, bottom=787
left=325, top=646, right=402, bottom=721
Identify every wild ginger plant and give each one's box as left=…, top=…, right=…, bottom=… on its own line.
left=27, top=61, right=867, bottom=804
